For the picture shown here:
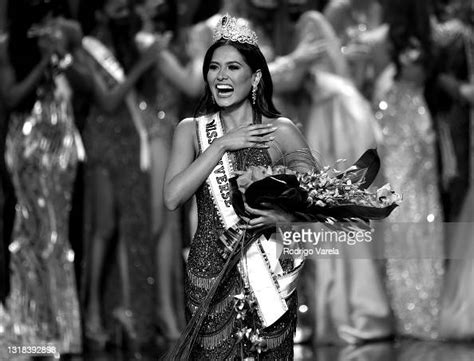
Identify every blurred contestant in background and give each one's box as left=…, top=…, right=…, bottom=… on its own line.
left=0, top=0, right=85, bottom=355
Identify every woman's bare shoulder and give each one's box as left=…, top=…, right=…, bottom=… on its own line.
left=262, top=116, right=300, bottom=133
left=178, top=117, right=195, bottom=126
left=174, top=117, right=198, bottom=150
left=263, top=116, right=307, bottom=148
left=262, top=115, right=294, bottom=124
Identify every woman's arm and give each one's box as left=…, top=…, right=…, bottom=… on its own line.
left=270, top=12, right=325, bottom=93
left=459, top=83, right=474, bottom=105
left=437, top=73, right=474, bottom=105
left=55, top=19, right=95, bottom=95
left=164, top=118, right=277, bottom=210
left=164, top=118, right=220, bottom=210
left=243, top=117, right=316, bottom=229
left=0, top=36, right=50, bottom=110
left=156, top=49, right=204, bottom=98
left=270, top=117, right=317, bottom=172
left=91, top=42, right=162, bottom=113
left=64, top=48, right=95, bottom=95
left=269, top=55, right=308, bottom=93
left=270, top=11, right=347, bottom=93
left=155, top=23, right=212, bottom=98
left=322, top=0, right=348, bottom=40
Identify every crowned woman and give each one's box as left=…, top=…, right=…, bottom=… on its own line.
left=164, top=15, right=315, bottom=359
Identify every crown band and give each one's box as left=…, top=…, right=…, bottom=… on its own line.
left=212, top=14, right=258, bottom=46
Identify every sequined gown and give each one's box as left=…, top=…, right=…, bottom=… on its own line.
left=0, top=74, right=82, bottom=355
left=81, top=51, right=155, bottom=343
left=185, top=142, right=296, bottom=359
left=374, top=66, right=444, bottom=339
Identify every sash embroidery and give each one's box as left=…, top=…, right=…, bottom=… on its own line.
left=197, top=113, right=239, bottom=229
left=82, top=37, right=125, bottom=82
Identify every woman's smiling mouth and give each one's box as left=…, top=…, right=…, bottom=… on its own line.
left=216, top=84, right=234, bottom=97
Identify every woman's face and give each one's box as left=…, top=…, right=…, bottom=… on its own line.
left=104, top=0, right=130, bottom=20
left=207, top=45, right=257, bottom=109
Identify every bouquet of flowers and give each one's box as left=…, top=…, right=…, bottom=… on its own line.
left=230, top=148, right=401, bottom=230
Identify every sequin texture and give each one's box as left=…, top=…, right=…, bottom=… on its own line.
left=376, top=80, right=445, bottom=339
left=1, top=82, right=82, bottom=354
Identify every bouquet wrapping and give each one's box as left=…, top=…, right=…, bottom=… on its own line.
left=230, top=148, right=400, bottom=230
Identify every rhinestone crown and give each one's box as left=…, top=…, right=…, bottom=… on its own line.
left=212, top=14, right=258, bottom=46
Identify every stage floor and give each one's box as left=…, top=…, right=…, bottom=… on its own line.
left=56, top=339, right=474, bottom=360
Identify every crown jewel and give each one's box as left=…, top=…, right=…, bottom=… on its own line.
left=212, top=14, right=258, bottom=46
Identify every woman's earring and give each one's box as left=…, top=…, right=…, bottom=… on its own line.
left=252, top=84, right=257, bottom=105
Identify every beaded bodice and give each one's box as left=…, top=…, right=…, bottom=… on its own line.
left=188, top=147, right=272, bottom=279
left=184, top=142, right=296, bottom=360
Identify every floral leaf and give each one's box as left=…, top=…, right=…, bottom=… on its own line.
left=347, top=148, right=380, bottom=189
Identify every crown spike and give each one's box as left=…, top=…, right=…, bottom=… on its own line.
left=212, top=14, right=258, bottom=46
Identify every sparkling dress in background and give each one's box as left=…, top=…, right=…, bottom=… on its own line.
left=137, top=52, right=185, bottom=332
left=81, top=46, right=155, bottom=343
left=185, top=122, right=296, bottom=359
left=304, top=70, right=392, bottom=345
left=374, top=65, right=444, bottom=339
left=271, top=11, right=392, bottom=345
left=0, top=73, right=82, bottom=356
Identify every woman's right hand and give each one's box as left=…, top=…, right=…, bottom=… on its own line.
left=341, top=42, right=371, bottom=63
left=214, top=123, right=277, bottom=151
left=138, top=32, right=172, bottom=69
left=36, top=29, right=57, bottom=60
left=459, top=83, right=474, bottom=105
left=291, top=39, right=328, bottom=67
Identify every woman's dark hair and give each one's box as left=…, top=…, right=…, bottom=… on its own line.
left=147, top=0, right=178, bottom=35
left=78, top=0, right=141, bottom=71
left=383, top=0, right=433, bottom=78
left=194, top=39, right=281, bottom=122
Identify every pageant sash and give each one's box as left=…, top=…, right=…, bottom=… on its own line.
left=240, top=236, right=289, bottom=326
left=82, top=36, right=150, bottom=171
left=197, top=113, right=289, bottom=327
left=196, top=113, right=239, bottom=228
